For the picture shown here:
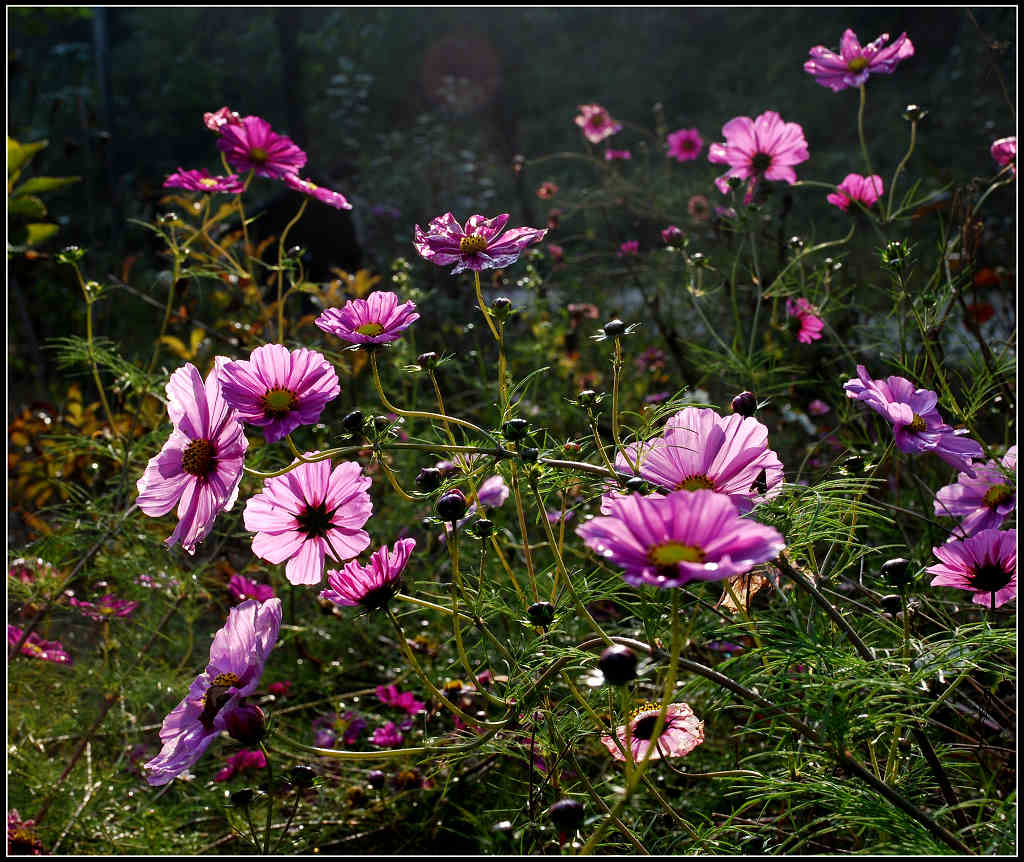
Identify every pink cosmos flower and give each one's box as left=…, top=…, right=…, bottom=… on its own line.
left=605, top=149, right=632, bottom=161
left=826, top=173, right=883, bottom=212
left=844, top=365, right=984, bottom=475
left=537, top=181, right=559, bottom=199
left=413, top=212, right=547, bottom=275
left=786, top=297, right=825, bottom=343
left=136, top=359, right=249, bottom=554
left=376, top=683, right=426, bottom=717
left=808, top=399, right=831, bottom=416
left=315, top=291, right=420, bottom=346
left=602, top=701, right=704, bottom=762
left=216, top=115, right=307, bottom=179
left=284, top=173, right=353, bottom=210
left=7, top=625, right=72, bottom=665
left=574, top=104, right=622, bottom=144
left=69, top=594, right=139, bottom=622
left=267, top=680, right=291, bottom=697
left=934, top=446, right=1016, bottom=539
left=244, top=458, right=372, bottom=586
left=8, top=810, right=44, bottom=855
left=319, top=538, right=415, bottom=610
left=618, top=240, right=640, bottom=257
left=313, top=711, right=366, bottom=747
left=228, top=573, right=276, bottom=603
left=667, top=128, right=704, bottom=162
left=661, top=225, right=683, bottom=244
left=616, top=407, right=785, bottom=513
left=371, top=722, right=404, bottom=748
left=204, top=107, right=242, bottom=133
left=163, top=168, right=245, bottom=195
left=214, top=748, right=266, bottom=782
left=708, top=110, right=809, bottom=197
left=547, top=243, right=565, bottom=263
left=805, top=29, right=915, bottom=92
left=144, top=598, right=282, bottom=785
left=927, top=529, right=1016, bottom=608
left=219, top=344, right=340, bottom=444
left=991, top=137, right=1016, bottom=176
left=644, top=392, right=670, bottom=404
left=688, top=195, right=711, bottom=222
left=576, top=489, right=785, bottom=589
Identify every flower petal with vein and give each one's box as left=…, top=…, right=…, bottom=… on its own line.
left=413, top=212, right=547, bottom=275
left=804, top=29, right=914, bottom=92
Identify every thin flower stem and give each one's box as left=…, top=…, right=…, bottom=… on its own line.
left=885, top=119, right=917, bottom=222
left=271, top=787, right=303, bottom=854
left=379, top=458, right=418, bottom=502
left=610, top=337, right=638, bottom=475
left=588, top=419, right=623, bottom=484
left=508, top=462, right=539, bottom=601
left=276, top=199, right=308, bottom=343
left=148, top=255, right=181, bottom=374
left=856, top=85, right=876, bottom=181
left=260, top=743, right=274, bottom=854
left=236, top=170, right=255, bottom=277
left=472, top=270, right=501, bottom=343
left=488, top=535, right=527, bottom=601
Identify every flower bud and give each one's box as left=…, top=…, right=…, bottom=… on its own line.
left=880, top=557, right=913, bottom=589
left=548, top=798, right=584, bottom=841
left=624, top=477, right=647, bottom=494
left=416, top=467, right=442, bottom=492
left=731, top=391, right=757, bottom=417
left=230, top=788, right=255, bottom=807
left=577, top=389, right=598, bottom=409
left=372, top=415, right=392, bottom=432
left=902, top=104, right=928, bottom=122
left=436, top=488, right=467, bottom=522
left=224, top=703, right=267, bottom=746
left=519, top=447, right=539, bottom=463
left=492, top=297, right=512, bottom=322
left=879, top=594, right=903, bottom=616
left=288, top=765, right=316, bottom=788
left=417, top=351, right=439, bottom=370
left=475, top=518, right=493, bottom=539
left=527, top=601, right=555, bottom=627
left=502, top=418, right=529, bottom=440
left=602, top=319, right=626, bottom=337
left=367, top=769, right=387, bottom=789
left=343, top=410, right=365, bottom=434
left=286, top=245, right=304, bottom=259
left=598, top=644, right=638, bottom=685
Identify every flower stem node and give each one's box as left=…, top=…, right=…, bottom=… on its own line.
left=436, top=489, right=468, bottom=523
left=224, top=702, right=267, bottom=747
left=880, top=557, right=913, bottom=589
left=527, top=601, right=556, bottom=627
left=598, top=644, right=638, bottom=685
left=416, top=468, right=443, bottom=492
left=502, top=418, right=530, bottom=441
left=731, top=391, right=758, bottom=418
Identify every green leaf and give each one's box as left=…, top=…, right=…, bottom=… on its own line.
left=24, top=222, right=59, bottom=246
left=12, top=175, right=81, bottom=196
left=7, top=195, right=47, bottom=218
left=7, top=137, right=48, bottom=177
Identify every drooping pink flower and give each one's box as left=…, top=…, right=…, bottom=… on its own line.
left=991, top=137, right=1016, bottom=176
left=605, top=148, right=632, bottom=161
left=927, top=529, right=1016, bottom=608
left=244, top=458, right=373, bottom=587
left=228, top=573, right=276, bottom=603
left=376, top=683, right=426, bottom=717
left=144, top=598, right=282, bottom=785
left=219, top=344, right=340, bottom=444
left=616, top=407, right=785, bottom=513
left=574, top=104, right=622, bottom=144
left=934, top=446, right=1016, bottom=539
left=203, top=107, right=242, bottom=133
left=7, top=625, right=72, bottom=665
left=319, top=538, right=415, bottom=610
left=315, top=291, right=420, bottom=346
left=618, top=240, right=640, bottom=257
left=844, top=365, right=984, bottom=475
left=708, top=110, right=809, bottom=198
left=216, top=115, right=307, bottom=179
left=163, top=168, right=245, bottom=195
left=602, top=701, right=704, bottom=762
left=371, top=722, right=404, bottom=748
left=69, top=594, right=139, bottom=622
left=826, top=173, right=883, bottom=212
left=808, top=399, right=831, bottom=417
left=667, top=128, right=704, bottom=162
left=576, top=489, right=785, bottom=589
left=284, top=173, right=353, bottom=210
left=214, top=748, right=266, bottom=782
left=785, top=297, right=825, bottom=343
left=136, top=359, right=249, bottom=554
left=804, top=29, right=915, bottom=92
left=413, top=213, right=547, bottom=275
left=661, top=225, right=683, bottom=244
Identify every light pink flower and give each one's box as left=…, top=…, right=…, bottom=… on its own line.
left=602, top=702, right=704, bottom=761
left=537, top=181, right=559, bottom=199
left=574, top=104, right=622, bottom=144
left=667, top=128, right=703, bottom=162
left=826, top=173, right=883, bottom=212
left=687, top=195, right=711, bottom=222
left=708, top=110, right=809, bottom=198
left=547, top=243, right=565, bottom=263
left=320, top=538, right=415, bottom=610
left=315, top=291, right=420, bottom=345
left=163, top=168, right=244, bottom=195
left=804, top=29, right=915, bottom=92
left=284, top=173, right=353, bottom=210
left=786, top=297, right=825, bottom=343
left=69, top=594, right=138, bottom=622
left=991, top=137, right=1016, bottom=176
left=413, top=213, right=547, bottom=275
left=934, top=447, right=1016, bottom=539
left=927, top=529, right=1016, bottom=608
left=477, top=475, right=510, bottom=508
left=808, top=399, right=831, bottom=416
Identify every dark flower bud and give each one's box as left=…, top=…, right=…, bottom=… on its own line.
left=158, top=212, right=179, bottom=224
left=624, top=477, right=647, bottom=494
left=548, top=798, right=584, bottom=838
left=372, top=415, right=392, bottom=432
left=286, top=245, right=304, bottom=259
left=519, top=447, right=539, bottom=463
left=475, top=518, right=494, bottom=539
left=288, top=765, right=316, bottom=788
left=577, top=389, right=598, bottom=409
left=788, top=235, right=805, bottom=251
left=230, top=788, right=255, bottom=807
left=416, top=467, right=442, bottom=492
left=58, top=244, right=86, bottom=262
left=492, top=297, right=512, bottom=322
left=880, top=594, right=903, bottom=615
left=880, top=557, right=913, bottom=589
left=417, top=351, right=439, bottom=370
left=502, top=418, right=529, bottom=440
left=367, top=769, right=387, bottom=789
left=436, top=488, right=467, bottom=522
left=731, top=391, right=757, bottom=417
left=598, top=645, right=638, bottom=685
left=902, top=104, right=928, bottom=122
left=527, top=601, right=555, bottom=627
left=343, top=410, right=365, bottom=433
left=602, top=319, right=626, bottom=337
left=224, top=703, right=266, bottom=746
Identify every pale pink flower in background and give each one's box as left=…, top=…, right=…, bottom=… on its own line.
left=826, top=173, right=883, bottom=212
left=991, top=137, right=1016, bottom=176
left=667, top=128, right=703, bottom=162
left=574, top=104, right=622, bottom=144
left=604, top=148, right=632, bottom=161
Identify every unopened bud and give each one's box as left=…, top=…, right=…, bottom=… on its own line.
left=436, top=489, right=467, bottom=522
left=731, top=391, right=757, bottom=417
left=598, top=645, right=638, bottom=685
left=527, top=601, right=555, bottom=627
left=602, top=319, right=626, bottom=337
left=416, top=467, right=442, bottom=492
left=224, top=703, right=266, bottom=746
left=417, top=352, right=439, bottom=370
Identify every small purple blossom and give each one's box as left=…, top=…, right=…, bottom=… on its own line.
left=313, top=711, right=366, bottom=748
left=69, top=594, right=139, bottom=622
left=661, top=225, right=683, bottom=245
left=8, top=625, right=72, bottom=665
left=808, top=399, right=831, bottom=417
left=934, top=446, right=1016, bottom=539
left=376, top=684, right=426, bottom=717
left=667, top=128, right=704, bottom=162
left=826, top=173, right=883, bottom=212
left=477, top=475, right=510, bottom=508
left=315, top=291, right=420, bottom=345
left=217, top=115, right=307, bottom=179
left=214, top=748, right=266, bottom=782
left=927, top=529, right=1016, bottom=608
left=371, top=722, right=404, bottom=748
left=320, top=538, right=416, bottom=610
left=805, top=29, right=915, bottom=92
left=163, top=168, right=245, bottom=194
left=413, top=212, right=547, bottom=275
left=574, top=104, right=622, bottom=144
left=284, top=173, right=353, bottom=210
left=228, top=573, right=276, bottom=603
left=618, top=240, right=640, bottom=257
left=991, top=137, right=1016, bottom=176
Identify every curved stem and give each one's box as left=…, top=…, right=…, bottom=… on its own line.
left=276, top=198, right=308, bottom=343
left=885, top=119, right=917, bottom=221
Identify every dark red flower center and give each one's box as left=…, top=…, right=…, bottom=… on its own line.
left=751, top=152, right=773, bottom=174
left=249, top=146, right=269, bottom=165
left=296, top=502, right=335, bottom=538
left=459, top=234, right=489, bottom=254
left=631, top=714, right=660, bottom=740
left=262, top=387, right=299, bottom=420
left=969, top=561, right=1012, bottom=593
left=983, top=484, right=1012, bottom=509
left=182, top=439, right=215, bottom=477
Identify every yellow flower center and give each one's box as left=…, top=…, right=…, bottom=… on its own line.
left=262, top=387, right=298, bottom=419
left=847, top=57, right=869, bottom=72
left=675, top=474, right=715, bottom=492
left=199, top=178, right=219, bottom=188
left=249, top=147, right=269, bottom=164
left=355, top=322, right=385, bottom=336
left=649, top=541, right=706, bottom=567
left=906, top=414, right=927, bottom=433
left=213, top=672, right=241, bottom=686
left=983, top=484, right=1012, bottom=508
left=459, top=234, right=489, bottom=254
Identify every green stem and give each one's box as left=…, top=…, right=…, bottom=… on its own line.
left=260, top=743, right=274, bottom=855
left=856, top=85, right=875, bottom=180
left=885, top=120, right=917, bottom=221
left=508, top=461, right=539, bottom=601
left=276, top=198, right=309, bottom=343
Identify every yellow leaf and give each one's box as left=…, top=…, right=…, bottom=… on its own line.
left=159, top=335, right=190, bottom=360
left=716, top=569, right=773, bottom=615
left=189, top=328, right=205, bottom=356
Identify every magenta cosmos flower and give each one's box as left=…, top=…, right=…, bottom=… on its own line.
left=786, top=297, right=825, bottom=343
left=217, top=115, right=307, bottom=179
left=827, top=173, right=883, bottom=212
left=934, top=446, right=1016, bottom=539
left=377, top=683, right=426, bottom=716
left=708, top=110, right=809, bottom=197
left=413, top=212, right=547, bottom=275
left=244, top=458, right=372, bottom=586
left=284, top=173, right=353, bottom=210
left=315, top=291, right=420, bottom=346
left=991, top=137, right=1016, bottom=176
left=204, top=106, right=242, bottom=133
left=163, top=168, right=245, bottom=195
left=667, top=128, right=704, bottom=162
left=804, top=29, right=915, bottom=92
left=927, top=529, right=1016, bottom=608
left=214, top=748, right=266, bottom=782
left=228, top=573, right=276, bottom=603
left=8, top=625, right=72, bottom=665
left=574, top=103, right=622, bottom=144
left=219, top=344, right=340, bottom=444
left=144, top=598, right=282, bottom=785
left=577, top=489, right=785, bottom=589
left=661, top=225, right=683, bottom=244
left=844, top=365, right=984, bottom=475
left=136, top=359, right=249, bottom=554
left=320, top=538, right=416, bottom=610
left=69, top=594, right=139, bottom=622
left=602, top=701, right=704, bottom=762
left=617, top=407, right=785, bottom=513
